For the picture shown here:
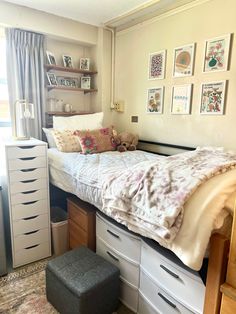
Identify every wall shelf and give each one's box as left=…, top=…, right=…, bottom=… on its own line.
left=47, top=85, right=97, bottom=93
left=45, top=64, right=97, bottom=75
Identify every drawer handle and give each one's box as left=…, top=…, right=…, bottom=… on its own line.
left=160, top=264, right=180, bottom=279
left=23, top=215, right=38, bottom=220
left=22, top=190, right=37, bottom=194
left=18, top=146, right=36, bottom=149
left=25, top=244, right=39, bottom=250
left=107, top=229, right=120, bottom=239
left=22, top=200, right=38, bottom=205
left=19, top=157, right=36, bottom=161
left=106, top=251, right=119, bottom=262
left=21, top=168, right=36, bottom=172
left=21, top=179, right=37, bottom=183
left=24, top=230, right=39, bottom=235
left=158, top=292, right=177, bottom=309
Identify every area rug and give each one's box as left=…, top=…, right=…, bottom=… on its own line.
left=0, top=259, right=133, bottom=314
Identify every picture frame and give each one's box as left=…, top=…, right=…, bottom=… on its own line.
left=148, top=50, right=166, bottom=80
left=171, top=84, right=192, bottom=115
left=81, top=76, right=91, bottom=89
left=46, top=51, right=56, bottom=65
left=80, top=58, right=90, bottom=71
left=57, top=76, right=78, bottom=88
left=200, top=81, right=227, bottom=115
left=203, top=34, right=231, bottom=72
left=62, top=54, right=73, bottom=68
left=173, top=43, right=195, bottom=77
left=46, top=72, right=58, bottom=86
left=146, top=87, right=164, bottom=114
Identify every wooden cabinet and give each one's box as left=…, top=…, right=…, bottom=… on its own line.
left=67, top=196, right=96, bottom=251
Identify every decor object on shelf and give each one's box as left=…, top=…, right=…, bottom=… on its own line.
left=57, top=76, right=78, bottom=88
left=47, top=98, right=57, bottom=112
left=148, top=50, right=166, bottom=80
left=62, top=54, right=73, bottom=68
left=171, top=84, right=192, bottom=114
left=46, top=51, right=56, bottom=65
left=203, top=34, right=231, bottom=72
left=13, top=99, right=34, bottom=140
left=173, top=43, right=195, bottom=77
left=81, top=76, right=91, bottom=89
left=200, top=81, right=226, bottom=115
left=64, top=104, right=73, bottom=113
left=147, top=87, right=164, bottom=114
left=79, top=58, right=90, bottom=70
left=46, top=72, right=57, bottom=86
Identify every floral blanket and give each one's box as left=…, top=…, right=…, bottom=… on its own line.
left=102, top=147, right=236, bottom=246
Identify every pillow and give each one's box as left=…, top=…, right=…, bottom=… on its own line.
left=42, top=128, right=56, bottom=148
left=53, top=112, right=104, bottom=131
left=74, top=127, right=116, bottom=154
left=52, top=129, right=81, bottom=152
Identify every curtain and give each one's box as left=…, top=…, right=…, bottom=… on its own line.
left=5, top=28, right=46, bottom=139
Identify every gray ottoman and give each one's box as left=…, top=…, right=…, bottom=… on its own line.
left=46, top=246, right=120, bottom=314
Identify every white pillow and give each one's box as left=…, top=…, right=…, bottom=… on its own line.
left=53, top=112, right=104, bottom=131
left=42, top=128, right=56, bottom=148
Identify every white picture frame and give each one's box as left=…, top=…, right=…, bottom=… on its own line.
left=47, top=72, right=58, bottom=86
left=200, top=80, right=227, bottom=115
left=62, top=54, right=73, bottom=68
left=171, top=84, right=192, bottom=115
left=146, top=87, right=164, bottom=114
left=80, top=58, right=90, bottom=71
left=46, top=51, right=56, bottom=65
left=148, top=50, right=166, bottom=80
left=81, top=76, right=91, bottom=89
left=173, top=43, right=195, bottom=77
left=203, top=34, right=231, bottom=72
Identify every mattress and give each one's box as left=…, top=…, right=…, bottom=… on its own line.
left=48, top=148, right=236, bottom=270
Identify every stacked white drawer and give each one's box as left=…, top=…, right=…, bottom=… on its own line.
left=96, top=213, right=141, bottom=312
left=5, top=139, right=51, bottom=268
left=138, top=241, right=205, bottom=314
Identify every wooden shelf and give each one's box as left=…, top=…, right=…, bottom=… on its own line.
left=47, top=85, right=97, bottom=93
left=45, top=64, right=97, bottom=75
left=46, top=111, right=93, bottom=116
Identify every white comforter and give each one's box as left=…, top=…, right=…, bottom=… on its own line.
left=48, top=149, right=236, bottom=270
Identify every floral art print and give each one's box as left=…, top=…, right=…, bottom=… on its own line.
left=200, top=81, right=226, bottom=115
left=147, top=87, right=164, bottom=114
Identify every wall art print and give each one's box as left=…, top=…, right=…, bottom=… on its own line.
left=171, top=84, right=192, bottom=114
left=173, top=43, right=195, bottom=77
left=148, top=50, right=166, bottom=80
left=147, top=87, right=164, bottom=114
left=203, top=34, right=231, bottom=72
left=200, top=81, right=226, bottom=115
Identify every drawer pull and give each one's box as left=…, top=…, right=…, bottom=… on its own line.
left=21, top=168, right=36, bottom=172
left=107, top=229, right=120, bottom=239
left=160, top=264, right=180, bottom=279
left=24, top=230, right=39, bottom=235
left=19, top=157, right=36, bottom=161
left=106, top=251, right=119, bottom=262
left=18, top=146, right=36, bottom=149
left=23, top=215, right=38, bottom=221
left=22, top=190, right=37, bottom=194
left=25, top=244, right=39, bottom=250
left=158, top=292, right=177, bottom=309
left=21, top=179, right=37, bottom=183
left=22, top=200, right=38, bottom=205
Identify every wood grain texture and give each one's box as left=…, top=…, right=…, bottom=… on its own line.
left=221, top=294, right=236, bottom=314
left=226, top=203, right=236, bottom=288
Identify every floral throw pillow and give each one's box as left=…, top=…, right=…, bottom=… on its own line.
left=52, top=129, right=81, bottom=152
left=74, top=127, right=116, bottom=154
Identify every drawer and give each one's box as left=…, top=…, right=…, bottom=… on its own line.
left=10, top=178, right=47, bottom=194
left=14, top=241, right=51, bottom=267
left=9, top=168, right=47, bottom=183
left=141, top=242, right=205, bottom=313
left=69, top=219, right=87, bottom=249
left=13, top=213, right=49, bottom=236
left=96, top=213, right=141, bottom=263
left=7, top=145, right=46, bottom=159
left=8, top=156, right=46, bottom=171
left=120, top=279, right=139, bottom=313
left=138, top=293, right=158, bottom=314
left=12, top=199, right=48, bottom=220
left=68, top=202, right=88, bottom=231
left=140, top=269, right=194, bottom=314
left=14, top=228, right=50, bottom=252
left=10, top=189, right=47, bottom=205
left=96, top=236, right=139, bottom=288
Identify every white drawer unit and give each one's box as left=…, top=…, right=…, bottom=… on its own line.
left=3, top=139, right=51, bottom=268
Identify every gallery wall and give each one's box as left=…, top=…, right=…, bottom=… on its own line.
left=113, top=0, right=236, bottom=150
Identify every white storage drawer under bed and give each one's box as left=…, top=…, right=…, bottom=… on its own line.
left=120, top=279, right=139, bottom=313
left=9, top=168, right=47, bottom=183
left=6, top=145, right=46, bottom=159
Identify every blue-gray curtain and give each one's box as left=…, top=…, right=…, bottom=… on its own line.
left=5, top=28, right=46, bottom=139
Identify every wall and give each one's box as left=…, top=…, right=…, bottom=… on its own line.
left=114, top=0, right=236, bottom=150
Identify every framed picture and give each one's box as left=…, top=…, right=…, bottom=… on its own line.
left=203, top=34, right=231, bottom=72
left=46, top=51, right=56, bottom=65
left=80, top=58, right=90, bottom=71
left=81, top=76, right=91, bottom=89
left=171, top=84, right=192, bottom=114
left=200, top=81, right=227, bottom=115
left=146, top=87, right=164, bottom=114
left=57, top=76, right=78, bottom=88
left=46, top=72, right=58, bottom=86
left=148, top=50, right=166, bottom=80
left=173, top=43, right=195, bottom=77
left=62, top=55, right=73, bottom=68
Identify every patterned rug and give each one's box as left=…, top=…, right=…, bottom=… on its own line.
left=0, top=259, right=133, bottom=314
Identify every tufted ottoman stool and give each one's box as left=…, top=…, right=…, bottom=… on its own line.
left=46, top=246, right=120, bottom=314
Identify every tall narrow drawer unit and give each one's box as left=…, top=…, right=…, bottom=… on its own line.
left=4, top=139, right=51, bottom=268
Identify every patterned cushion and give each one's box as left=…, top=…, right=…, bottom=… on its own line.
left=74, top=127, right=116, bottom=154
left=52, top=129, right=81, bottom=152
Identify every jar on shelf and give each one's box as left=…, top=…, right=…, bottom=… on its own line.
left=55, top=99, right=64, bottom=112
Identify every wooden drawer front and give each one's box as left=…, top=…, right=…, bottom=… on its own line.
left=141, top=242, right=205, bottom=314
left=140, top=269, right=194, bottom=314
left=10, top=178, right=47, bottom=195
left=13, top=213, right=49, bottom=236
left=120, top=279, right=139, bottom=313
left=8, top=156, right=46, bottom=171
left=9, top=168, right=47, bottom=183
left=96, top=236, right=139, bottom=288
left=14, top=228, right=49, bottom=252
left=96, top=214, right=141, bottom=263
left=138, top=293, right=158, bottom=314
left=69, top=219, right=87, bottom=249
left=7, top=145, right=46, bottom=159
left=12, top=199, right=48, bottom=221
left=11, top=189, right=47, bottom=205
left=68, top=203, right=88, bottom=231
left=14, top=241, right=50, bottom=267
